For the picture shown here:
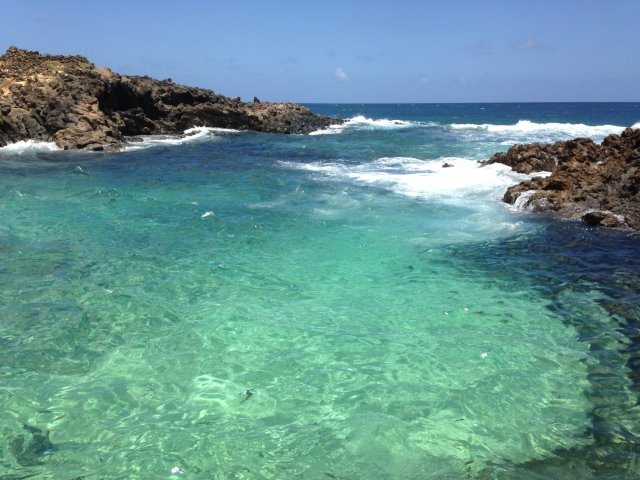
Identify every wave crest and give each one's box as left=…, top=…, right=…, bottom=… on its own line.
left=345, top=115, right=414, bottom=128
left=0, top=140, right=61, bottom=154
left=310, top=117, right=635, bottom=138
left=310, top=115, right=425, bottom=135
left=450, top=119, right=626, bottom=138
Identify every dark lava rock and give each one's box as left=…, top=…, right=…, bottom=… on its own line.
left=0, top=47, right=342, bottom=151
left=483, top=128, right=640, bottom=230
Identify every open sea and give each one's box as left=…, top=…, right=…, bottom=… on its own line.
left=1, top=103, right=640, bottom=479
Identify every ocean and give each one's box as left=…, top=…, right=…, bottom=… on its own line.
left=1, top=103, right=639, bottom=479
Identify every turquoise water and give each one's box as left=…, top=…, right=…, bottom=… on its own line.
left=1, top=104, right=639, bottom=478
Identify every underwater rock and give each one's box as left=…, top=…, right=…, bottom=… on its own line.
left=9, top=424, right=54, bottom=466
left=0, top=46, right=342, bottom=151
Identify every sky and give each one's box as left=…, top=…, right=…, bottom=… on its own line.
left=1, top=0, right=639, bottom=103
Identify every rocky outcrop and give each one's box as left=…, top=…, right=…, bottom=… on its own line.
left=0, top=47, right=341, bottom=151
left=483, top=128, right=640, bottom=230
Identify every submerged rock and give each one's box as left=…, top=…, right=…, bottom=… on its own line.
left=0, top=46, right=341, bottom=151
left=9, top=424, right=54, bottom=466
left=483, top=128, right=640, bottom=230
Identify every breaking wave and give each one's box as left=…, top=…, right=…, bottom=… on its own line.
left=279, top=156, right=549, bottom=240
left=124, top=126, right=240, bottom=151
left=0, top=140, right=61, bottom=154
left=310, top=117, right=637, bottom=140
left=449, top=119, right=626, bottom=138
left=310, top=115, right=430, bottom=135
left=281, top=156, right=536, bottom=203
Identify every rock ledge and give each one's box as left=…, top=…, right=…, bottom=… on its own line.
left=483, top=128, right=640, bottom=230
left=0, top=47, right=341, bottom=151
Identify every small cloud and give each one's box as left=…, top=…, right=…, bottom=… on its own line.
left=512, top=39, right=557, bottom=54
left=335, top=67, right=349, bottom=83
left=419, top=76, right=432, bottom=85
left=513, top=39, right=538, bottom=51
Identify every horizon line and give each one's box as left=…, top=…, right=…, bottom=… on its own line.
left=296, top=101, right=640, bottom=105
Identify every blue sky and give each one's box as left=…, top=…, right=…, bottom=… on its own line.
left=2, top=0, right=638, bottom=102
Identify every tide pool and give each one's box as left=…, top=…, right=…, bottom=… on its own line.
left=1, top=103, right=639, bottom=479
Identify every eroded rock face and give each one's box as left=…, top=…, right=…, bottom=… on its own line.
left=0, top=47, right=341, bottom=151
left=483, top=128, right=640, bottom=230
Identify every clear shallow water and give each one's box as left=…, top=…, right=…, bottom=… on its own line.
left=1, top=104, right=639, bottom=479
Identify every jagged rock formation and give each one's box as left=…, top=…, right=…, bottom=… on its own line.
left=0, top=46, right=341, bottom=151
left=483, top=128, right=640, bottom=230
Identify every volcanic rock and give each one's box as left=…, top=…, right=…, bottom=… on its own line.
left=0, top=47, right=341, bottom=151
left=483, top=128, right=640, bottom=230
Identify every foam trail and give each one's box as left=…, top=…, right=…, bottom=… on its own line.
left=124, top=126, right=239, bottom=151
left=281, top=156, right=550, bottom=241
left=281, top=156, right=541, bottom=203
left=0, top=140, right=61, bottom=154
left=348, top=157, right=535, bottom=202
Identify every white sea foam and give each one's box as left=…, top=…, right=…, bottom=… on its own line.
left=511, top=190, right=538, bottom=212
left=450, top=119, right=625, bottom=138
left=310, top=116, right=634, bottom=139
left=358, top=157, right=532, bottom=202
left=309, top=124, right=345, bottom=135
left=281, top=156, right=544, bottom=241
left=0, top=140, right=61, bottom=154
left=310, top=115, right=422, bottom=135
left=284, top=156, right=532, bottom=203
left=124, top=126, right=239, bottom=151
left=346, top=115, right=414, bottom=128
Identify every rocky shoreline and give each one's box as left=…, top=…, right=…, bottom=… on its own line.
left=0, top=47, right=341, bottom=151
left=484, top=127, right=640, bottom=230
left=2, top=46, right=638, bottom=231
